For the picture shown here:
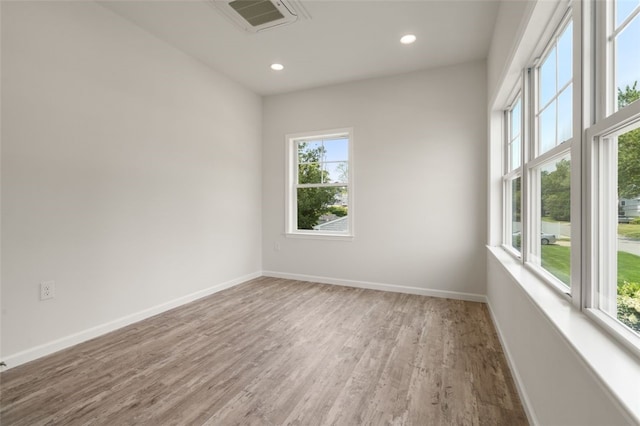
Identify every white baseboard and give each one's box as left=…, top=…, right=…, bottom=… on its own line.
left=3, top=271, right=485, bottom=370
left=262, top=270, right=487, bottom=303
left=486, top=299, right=538, bottom=426
left=2, top=271, right=261, bottom=370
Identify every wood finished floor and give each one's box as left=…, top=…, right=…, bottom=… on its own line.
left=1, top=277, right=527, bottom=425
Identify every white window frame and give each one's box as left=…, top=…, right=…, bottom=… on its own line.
left=585, top=0, right=640, bottom=354
left=585, top=105, right=640, bottom=356
left=520, top=7, right=581, bottom=302
left=285, top=128, right=354, bottom=240
left=503, top=92, right=524, bottom=256
left=584, top=0, right=640, bottom=352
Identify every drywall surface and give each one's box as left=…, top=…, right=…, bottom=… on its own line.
left=1, top=2, right=262, bottom=361
left=487, top=252, right=634, bottom=425
left=262, top=61, right=487, bottom=297
left=487, top=0, right=532, bottom=104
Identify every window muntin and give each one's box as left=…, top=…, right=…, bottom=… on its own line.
left=536, top=20, right=573, bottom=156
left=287, top=129, right=353, bottom=237
left=610, top=0, right=640, bottom=113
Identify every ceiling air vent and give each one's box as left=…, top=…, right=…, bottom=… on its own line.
left=211, top=0, right=309, bottom=33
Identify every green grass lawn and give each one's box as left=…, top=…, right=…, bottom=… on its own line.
left=540, top=245, right=640, bottom=332
left=618, top=224, right=640, bottom=240
left=541, top=245, right=571, bottom=286
left=540, top=245, right=640, bottom=286
left=618, top=251, right=640, bottom=284
left=541, top=216, right=570, bottom=224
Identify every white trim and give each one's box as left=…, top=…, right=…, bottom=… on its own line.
left=485, top=299, right=538, bottom=426
left=587, top=98, right=640, bottom=137
left=585, top=308, right=640, bottom=358
left=261, top=271, right=487, bottom=303
left=1, top=271, right=262, bottom=370
left=526, top=136, right=572, bottom=170
left=569, top=0, right=582, bottom=307
left=285, top=231, right=353, bottom=241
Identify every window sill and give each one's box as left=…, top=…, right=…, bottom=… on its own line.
left=488, top=246, right=640, bottom=424
left=285, top=232, right=354, bottom=241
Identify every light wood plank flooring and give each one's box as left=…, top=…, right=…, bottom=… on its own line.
left=1, top=277, right=527, bottom=425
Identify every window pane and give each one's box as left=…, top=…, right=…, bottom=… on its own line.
left=557, top=22, right=572, bottom=88
left=297, top=186, right=348, bottom=231
left=322, top=138, right=349, bottom=162
left=539, top=101, right=557, bottom=154
left=615, top=14, right=640, bottom=110
left=298, top=163, right=322, bottom=184
left=615, top=126, right=640, bottom=333
left=323, top=162, right=348, bottom=183
left=510, top=176, right=522, bottom=252
left=511, top=136, right=521, bottom=170
left=508, top=97, right=522, bottom=172
left=511, top=99, right=521, bottom=138
left=557, top=85, right=573, bottom=144
left=540, top=46, right=557, bottom=107
left=298, top=141, right=323, bottom=163
left=539, top=155, right=571, bottom=287
left=616, top=0, right=640, bottom=27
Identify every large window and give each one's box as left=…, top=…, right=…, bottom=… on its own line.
left=502, top=0, right=640, bottom=351
left=592, top=123, right=640, bottom=337
left=286, top=129, right=353, bottom=238
left=528, top=15, right=574, bottom=288
left=586, top=0, right=640, bottom=346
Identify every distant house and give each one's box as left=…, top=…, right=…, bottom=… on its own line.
left=620, top=197, right=640, bottom=217
left=313, top=216, right=348, bottom=232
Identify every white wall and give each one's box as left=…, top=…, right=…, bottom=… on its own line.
left=487, top=0, right=533, bottom=106
left=1, top=2, right=262, bottom=363
left=487, top=254, right=633, bottom=425
left=262, top=62, right=487, bottom=299
left=486, top=0, right=636, bottom=423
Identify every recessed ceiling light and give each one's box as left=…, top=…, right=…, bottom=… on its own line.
left=400, top=34, right=417, bottom=45
left=271, top=63, right=284, bottom=71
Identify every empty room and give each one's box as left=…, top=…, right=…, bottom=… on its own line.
left=1, top=0, right=639, bottom=424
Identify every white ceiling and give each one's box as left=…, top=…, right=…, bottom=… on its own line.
left=99, top=0, right=500, bottom=96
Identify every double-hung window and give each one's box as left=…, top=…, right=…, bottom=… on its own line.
left=285, top=129, right=353, bottom=238
left=586, top=0, right=640, bottom=348
left=504, top=95, right=523, bottom=254
left=529, top=13, right=575, bottom=290
left=502, top=0, right=640, bottom=352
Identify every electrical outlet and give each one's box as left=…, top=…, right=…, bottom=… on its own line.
left=40, top=281, right=55, bottom=300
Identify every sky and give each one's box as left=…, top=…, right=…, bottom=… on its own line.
left=616, top=2, right=640, bottom=96
left=298, top=137, right=349, bottom=184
